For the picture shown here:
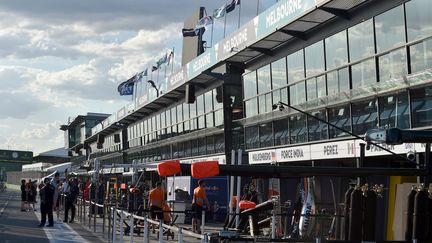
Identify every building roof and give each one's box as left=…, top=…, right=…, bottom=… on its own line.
left=35, top=147, right=69, bottom=159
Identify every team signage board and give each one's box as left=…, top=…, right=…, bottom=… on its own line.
left=181, top=155, right=226, bottom=165
left=0, top=149, right=33, bottom=163
left=248, top=149, right=277, bottom=164
left=117, top=107, right=126, bottom=119
left=167, top=66, right=188, bottom=91
left=137, top=93, right=149, bottom=107
left=276, top=145, right=311, bottom=163
left=310, top=140, right=356, bottom=160
left=217, top=20, right=258, bottom=61
left=187, top=47, right=218, bottom=80
left=256, top=0, right=315, bottom=39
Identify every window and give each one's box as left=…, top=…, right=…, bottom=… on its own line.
left=214, top=134, right=225, bottom=153
left=273, top=119, right=289, bottom=146
left=327, top=67, right=350, bottom=95
left=197, top=94, right=205, bottom=116
left=328, top=104, right=351, bottom=138
left=375, top=5, right=406, bottom=53
left=308, top=109, right=328, bottom=142
left=351, top=58, right=376, bottom=89
left=411, top=86, right=432, bottom=128
left=287, top=49, right=305, bottom=83
left=290, top=81, right=306, bottom=106
left=352, top=99, right=378, bottom=135
left=348, top=19, right=375, bottom=61
left=214, top=110, right=223, bottom=127
left=177, top=104, right=183, bottom=123
left=183, top=103, right=190, bottom=121
left=272, top=58, right=287, bottom=89
left=326, top=30, right=348, bottom=70
left=206, top=113, right=214, bottom=128
left=257, top=65, right=271, bottom=94
left=379, top=92, right=410, bottom=129
left=410, top=39, right=432, bottom=74
left=206, top=136, right=215, bottom=154
left=289, top=114, right=307, bottom=144
left=198, top=137, right=206, bottom=155
left=406, top=0, right=432, bottom=41
left=243, top=71, right=257, bottom=99
left=245, top=98, right=258, bottom=117
left=259, top=123, right=273, bottom=148
left=305, top=41, right=325, bottom=77
left=205, top=90, right=213, bottom=113
left=378, top=48, right=407, bottom=82
left=306, top=75, right=326, bottom=101
left=258, top=93, right=272, bottom=114
left=245, top=125, right=259, bottom=149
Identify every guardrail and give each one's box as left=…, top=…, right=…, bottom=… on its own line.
left=69, top=196, right=210, bottom=243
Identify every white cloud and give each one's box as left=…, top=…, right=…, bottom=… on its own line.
left=21, top=121, right=61, bottom=140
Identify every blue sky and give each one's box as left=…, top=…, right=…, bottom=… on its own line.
left=0, top=0, right=277, bottom=154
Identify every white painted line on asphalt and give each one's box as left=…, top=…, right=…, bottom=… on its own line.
left=0, top=201, right=8, bottom=215
left=34, top=210, right=89, bottom=243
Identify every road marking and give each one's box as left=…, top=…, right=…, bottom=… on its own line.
left=0, top=196, right=12, bottom=216
left=34, top=210, right=89, bottom=243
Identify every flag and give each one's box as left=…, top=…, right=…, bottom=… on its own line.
left=213, top=4, right=226, bottom=19
left=167, top=50, right=174, bottom=65
left=196, top=15, right=213, bottom=29
left=152, top=66, right=158, bottom=72
left=156, top=55, right=167, bottom=68
left=182, top=27, right=205, bottom=37
left=226, top=0, right=240, bottom=13
left=117, top=74, right=138, bottom=96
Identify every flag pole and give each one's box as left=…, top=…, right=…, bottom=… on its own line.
left=210, top=22, right=214, bottom=48
left=223, top=9, right=227, bottom=38
left=171, top=48, right=175, bottom=74
left=238, top=2, right=241, bottom=29
left=256, top=0, right=260, bottom=15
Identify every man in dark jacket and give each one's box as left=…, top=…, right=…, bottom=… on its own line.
left=38, top=178, right=55, bottom=227
left=64, top=178, right=79, bottom=223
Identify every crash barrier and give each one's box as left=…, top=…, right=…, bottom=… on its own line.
left=73, top=197, right=208, bottom=243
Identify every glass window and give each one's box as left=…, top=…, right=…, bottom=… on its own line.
left=308, top=109, right=328, bottom=142
left=406, top=0, right=432, bottom=41
left=411, top=86, right=432, bottom=128
left=177, top=142, right=184, bottom=158
left=257, top=64, right=271, bottom=94
left=171, top=107, right=177, bottom=124
left=258, top=93, right=272, bottom=114
left=378, top=48, right=407, bottom=82
left=183, top=103, right=190, bottom=120
left=348, top=19, right=375, bottom=61
left=375, top=5, right=406, bottom=53
left=243, top=71, right=257, bottom=99
left=184, top=120, right=190, bottom=133
left=379, top=92, right=410, bottom=129
left=352, top=99, right=378, bottom=135
left=189, top=103, right=197, bottom=118
left=259, top=123, right=273, bottom=148
left=165, top=110, right=171, bottom=127
left=305, top=41, right=325, bottom=77
left=327, top=67, right=349, bottom=95
left=197, top=94, right=205, bottom=115
left=273, top=119, right=289, bottom=146
left=326, top=30, right=348, bottom=70
left=205, top=90, right=213, bottom=113
left=213, top=88, right=223, bottom=110
left=206, top=136, right=215, bottom=154
left=272, top=58, right=287, bottom=89
left=245, top=125, right=259, bottom=149
left=410, top=39, right=432, bottom=74
left=290, top=81, right=306, bottom=106
left=198, top=137, right=206, bottom=155
left=287, top=49, right=305, bottom=83
left=289, top=114, right=307, bottom=144
left=206, top=113, right=214, bottom=128
left=351, top=58, right=376, bottom=89
left=160, top=112, right=166, bottom=129
left=214, top=134, right=225, bottom=153
left=307, top=76, right=326, bottom=101
left=191, top=139, right=198, bottom=156
left=215, top=110, right=223, bottom=127
left=178, top=121, right=183, bottom=134
left=183, top=141, right=191, bottom=157
left=190, top=117, right=197, bottom=132
left=198, top=116, right=205, bottom=129
left=177, top=104, right=183, bottom=123
left=328, top=104, right=351, bottom=138
left=245, top=98, right=258, bottom=117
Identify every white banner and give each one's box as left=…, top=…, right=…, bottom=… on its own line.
left=248, top=149, right=276, bottom=164
left=276, top=145, right=310, bottom=163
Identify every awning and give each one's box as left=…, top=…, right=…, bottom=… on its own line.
left=44, top=162, right=72, bottom=173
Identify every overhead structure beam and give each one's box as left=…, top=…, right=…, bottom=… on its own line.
left=279, top=29, right=307, bottom=40
left=162, top=96, right=179, bottom=103
left=203, top=70, right=224, bottom=80
left=189, top=82, right=207, bottom=89
left=248, top=46, right=274, bottom=57
left=320, top=6, right=350, bottom=20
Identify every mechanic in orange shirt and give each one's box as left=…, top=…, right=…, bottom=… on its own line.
left=149, top=181, right=165, bottom=221
left=192, top=179, right=209, bottom=233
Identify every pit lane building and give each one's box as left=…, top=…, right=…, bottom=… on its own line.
left=69, top=0, right=432, bottom=240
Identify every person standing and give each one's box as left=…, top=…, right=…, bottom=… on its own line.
left=20, top=179, right=27, bottom=212
left=148, top=181, right=165, bottom=232
left=192, top=179, right=210, bottom=233
left=27, top=180, right=37, bottom=211
left=38, top=178, right=55, bottom=227
left=64, top=178, right=79, bottom=223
